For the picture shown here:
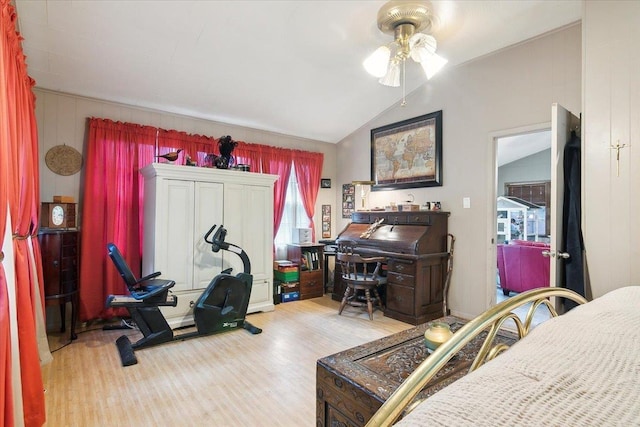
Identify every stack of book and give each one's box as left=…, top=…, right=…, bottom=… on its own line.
left=273, top=260, right=299, bottom=303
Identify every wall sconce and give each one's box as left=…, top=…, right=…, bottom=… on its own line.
left=352, top=180, right=375, bottom=211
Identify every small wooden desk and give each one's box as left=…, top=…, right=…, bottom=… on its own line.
left=316, top=317, right=516, bottom=426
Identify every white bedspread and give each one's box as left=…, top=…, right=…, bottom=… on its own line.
left=396, top=286, right=640, bottom=426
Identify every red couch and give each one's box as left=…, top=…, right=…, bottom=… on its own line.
left=497, top=240, right=550, bottom=296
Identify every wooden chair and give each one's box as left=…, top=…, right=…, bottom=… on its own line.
left=336, top=240, right=387, bottom=320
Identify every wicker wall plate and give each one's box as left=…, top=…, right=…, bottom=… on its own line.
left=45, top=145, right=83, bottom=176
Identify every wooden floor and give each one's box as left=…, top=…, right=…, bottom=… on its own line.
left=43, top=296, right=411, bottom=426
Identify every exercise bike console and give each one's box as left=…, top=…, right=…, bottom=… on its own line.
left=204, top=224, right=251, bottom=274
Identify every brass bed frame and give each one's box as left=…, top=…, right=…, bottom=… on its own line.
left=366, top=287, right=589, bottom=426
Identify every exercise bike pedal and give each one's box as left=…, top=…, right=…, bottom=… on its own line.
left=244, top=321, right=262, bottom=335
left=115, top=335, right=138, bottom=366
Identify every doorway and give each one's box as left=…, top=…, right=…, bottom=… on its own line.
left=490, top=125, right=553, bottom=325
left=487, top=105, right=581, bottom=324
left=496, top=130, right=552, bottom=245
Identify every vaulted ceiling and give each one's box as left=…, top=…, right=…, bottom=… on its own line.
left=15, top=1, right=581, bottom=144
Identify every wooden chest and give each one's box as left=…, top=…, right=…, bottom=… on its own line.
left=316, top=317, right=516, bottom=426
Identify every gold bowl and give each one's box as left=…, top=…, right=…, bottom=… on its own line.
left=424, top=321, right=453, bottom=353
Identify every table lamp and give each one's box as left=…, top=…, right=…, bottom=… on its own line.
left=352, top=180, right=375, bottom=211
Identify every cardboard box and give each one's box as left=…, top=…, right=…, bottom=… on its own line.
left=281, top=291, right=300, bottom=303
left=53, top=195, right=75, bottom=203
left=273, top=260, right=296, bottom=269
left=280, top=281, right=299, bottom=292
left=276, top=264, right=298, bottom=273
left=398, top=204, right=420, bottom=212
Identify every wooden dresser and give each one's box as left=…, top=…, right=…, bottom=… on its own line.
left=334, top=211, right=449, bottom=325
left=38, top=229, right=79, bottom=340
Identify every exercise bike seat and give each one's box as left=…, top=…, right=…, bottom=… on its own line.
left=107, top=243, right=175, bottom=301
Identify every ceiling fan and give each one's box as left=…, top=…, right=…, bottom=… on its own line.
left=363, top=1, right=447, bottom=105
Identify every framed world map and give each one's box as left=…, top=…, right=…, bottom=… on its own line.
left=370, top=111, right=442, bottom=191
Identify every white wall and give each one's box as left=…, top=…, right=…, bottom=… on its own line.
left=337, top=24, right=582, bottom=319
left=34, top=89, right=338, bottom=237
left=583, top=1, right=640, bottom=298
left=497, top=148, right=551, bottom=196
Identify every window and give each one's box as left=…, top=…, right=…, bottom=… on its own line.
left=274, top=166, right=310, bottom=259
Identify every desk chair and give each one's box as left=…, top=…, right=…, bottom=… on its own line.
left=336, top=240, right=387, bottom=320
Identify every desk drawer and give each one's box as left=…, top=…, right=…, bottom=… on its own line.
left=387, top=271, right=415, bottom=287
left=407, top=214, right=432, bottom=225
left=386, top=284, right=414, bottom=316
left=351, top=212, right=371, bottom=223
left=387, top=259, right=416, bottom=275
left=300, top=270, right=323, bottom=299
left=386, top=213, right=408, bottom=224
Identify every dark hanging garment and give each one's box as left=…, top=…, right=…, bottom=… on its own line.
left=562, top=130, right=585, bottom=310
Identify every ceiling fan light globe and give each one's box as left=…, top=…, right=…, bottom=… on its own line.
left=379, top=61, right=401, bottom=87
left=419, top=52, right=448, bottom=79
left=363, top=46, right=391, bottom=78
left=410, top=45, right=429, bottom=64
left=409, top=33, right=437, bottom=59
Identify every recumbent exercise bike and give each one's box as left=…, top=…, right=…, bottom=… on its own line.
left=106, top=224, right=261, bottom=366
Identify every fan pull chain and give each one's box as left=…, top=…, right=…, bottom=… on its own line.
left=401, top=59, right=407, bottom=107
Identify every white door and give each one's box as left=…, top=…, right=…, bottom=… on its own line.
left=161, top=179, right=195, bottom=292
left=547, top=104, right=580, bottom=289
left=193, top=181, right=224, bottom=289
left=224, top=182, right=274, bottom=313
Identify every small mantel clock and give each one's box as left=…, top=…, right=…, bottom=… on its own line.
left=41, top=203, right=76, bottom=229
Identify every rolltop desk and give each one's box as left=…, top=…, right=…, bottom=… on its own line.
left=334, top=210, right=449, bottom=325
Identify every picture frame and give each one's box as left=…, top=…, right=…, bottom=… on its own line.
left=321, top=178, right=331, bottom=188
left=370, top=110, right=443, bottom=191
left=342, top=184, right=354, bottom=218
left=321, top=204, right=331, bottom=238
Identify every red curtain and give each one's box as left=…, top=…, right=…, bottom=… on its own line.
left=157, top=129, right=217, bottom=167
left=293, top=150, right=324, bottom=241
left=1, top=0, right=46, bottom=425
left=0, top=0, right=14, bottom=422
left=79, top=122, right=324, bottom=320
left=80, top=125, right=221, bottom=320
left=235, top=140, right=263, bottom=172
left=79, top=119, right=157, bottom=320
left=261, top=146, right=292, bottom=237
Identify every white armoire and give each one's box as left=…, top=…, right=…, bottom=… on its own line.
left=140, top=163, right=278, bottom=328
